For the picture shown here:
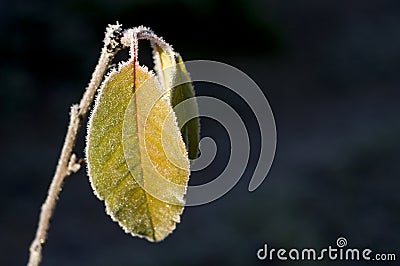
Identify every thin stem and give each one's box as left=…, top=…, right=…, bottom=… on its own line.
left=121, top=26, right=173, bottom=53
left=27, top=23, right=123, bottom=266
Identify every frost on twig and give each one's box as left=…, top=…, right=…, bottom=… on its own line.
left=27, top=23, right=123, bottom=266
left=67, top=153, right=82, bottom=174
left=120, top=26, right=172, bottom=52
left=28, top=23, right=179, bottom=266
left=105, top=22, right=124, bottom=54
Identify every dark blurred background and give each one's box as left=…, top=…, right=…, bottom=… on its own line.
left=1, top=0, right=399, bottom=265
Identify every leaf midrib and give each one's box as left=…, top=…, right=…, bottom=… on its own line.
left=131, top=62, right=157, bottom=241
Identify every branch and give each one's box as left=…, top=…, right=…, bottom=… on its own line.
left=27, top=23, right=123, bottom=266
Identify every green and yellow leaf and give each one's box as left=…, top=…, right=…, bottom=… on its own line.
left=153, top=45, right=200, bottom=159
left=86, top=60, right=190, bottom=242
left=170, top=54, right=200, bottom=159
left=152, top=43, right=175, bottom=99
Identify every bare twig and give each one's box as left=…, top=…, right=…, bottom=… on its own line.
left=27, top=23, right=123, bottom=266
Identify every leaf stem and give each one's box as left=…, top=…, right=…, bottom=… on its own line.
left=121, top=26, right=173, bottom=53
left=27, top=23, right=123, bottom=266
